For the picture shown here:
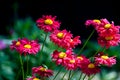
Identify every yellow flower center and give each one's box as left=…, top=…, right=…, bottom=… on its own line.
left=77, top=56, right=83, bottom=60
left=105, top=36, right=113, bottom=40
left=33, top=78, right=40, bottom=80
left=88, top=63, right=95, bottom=69
left=104, top=24, right=111, bottom=29
left=93, top=19, right=101, bottom=24
left=44, top=19, right=53, bottom=25
left=101, top=55, right=109, bottom=60
left=69, top=60, right=75, bottom=64
left=16, top=41, right=20, bottom=46
left=24, top=44, right=32, bottom=49
left=39, top=67, right=46, bottom=71
left=57, top=32, right=64, bottom=39
left=58, top=52, right=66, bottom=58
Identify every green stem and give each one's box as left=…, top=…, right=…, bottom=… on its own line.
left=53, top=67, right=62, bottom=80
left=16, top=69, right=21, bottom=80
left=93, top=47, right=101, bottom=57
left=19, top=55, right=24, bottom=80
left=102, top=46, right=106, bottom=52
left=79, top=72, right=83, bottom=80
left=68, top=70, right=72, bottom=80
left=89, top=75, right=95, bottom=80
left=70, top=70, right=76, bottom=79
left=61, top=70, right=68, bottom=80
left=26, top=55, right=29, bottom=76
left=39, top=33, right=48, bottom=64
left=83, top=74, right=86, bottom=80
left=78, top=30, right=95, bottom=55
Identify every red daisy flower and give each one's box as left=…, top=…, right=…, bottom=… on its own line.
left=63, top=54, right=78, bottom=70
left=85, top=19, right=101, bottom=29
left=51, top=49, right=72, bottom=65
left=32, top=66, right=53, bottom=77
left=96, top=18, right=120, bottom=35
left=81, top=62, right=100, bottom=76
left=95, top=52, right=116, bottom=67
left=63, top=36, right=81, bottom=49
left=36, top=15, right=61, bottom=32
left=98, top=33, right=120, bottom=48
left=19, top=38, right=40, bottom=55
left=76, top=55, right=90, bottom=68
left=50, top=29, right=81, bottom=49
left=10, top=38, right=21, bottom=51
left=10, top=38, right=40, bottom=55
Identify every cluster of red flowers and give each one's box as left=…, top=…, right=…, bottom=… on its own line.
left=10, top=15, right=119, bottom=79
left=51, top=50, right=116, bottom=76
left=85, top=19, right=120, bottom=48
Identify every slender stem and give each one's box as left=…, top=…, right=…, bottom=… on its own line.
left=79, top=72, right=83, bottom=80
left=83, top=74, right=86, bottom=80
left=78, top=30, right=95, bottom=55
left=53, top=67, right=62, bottom=80
left=61, top=70, right=68, bottom=80
left=68, top=70, right=72, bottom=80
left=89, top=74, right=95, bottom=80
left=93, top=47, right=101, bottom=57
left=39, top=33, right=48, bottom=64
left=19, top=55, right=24, bottom=80
left=26, top=55, right=29, bottom=76
left=16, top=69, right=21, bottom=80
left=70, top=70, right=76, bottom=79
left=102, top=46, right=106, bottom=52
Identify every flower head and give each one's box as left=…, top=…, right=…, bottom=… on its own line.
left=63, top=54, right=77, bottom=70
left=32, top=66, right=53, bottom=77
left=98, top=34, right=120, bottom=48
left=36, top=15, right=61, bottom=32
left=96, top=18, right=120, bottom=35
left=81, top=62, right=100, bottom=76
left=51, top=49, right=72, bottom=65
left=85, top=19, right=101, bottom=29
left=50, top=29, right=81, bottom=49
left=10, top=38, right=22, bottom=51
left=10, top=38, right=40, bottom=55
left=76, top=55, right=90, bottom=68
left=95, top=52, right=116, bottom=67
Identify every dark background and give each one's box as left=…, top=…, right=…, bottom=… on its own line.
left=0, top=0, right=120, bottom=38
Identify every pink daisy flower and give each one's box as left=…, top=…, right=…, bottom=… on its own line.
left=98, top=33, right=120, bottom=48
left=95, top=52, right=116, bottom=67
left=19, top=38, right=40, bottom=55
left=51, top=49, right=72, bottom=65
left=96, top=18, right=120, bottom=35
left=10, top=38, right=40, bottom=55
left=50, top=29, right=72, bottom=45
left=36, top=15, right=61, bottom=32
left=32, top=66, right=53, bottom=77
left=63, top=54, right=78, bottom=70
left=85, top=19, right=101, bottom=29
left=81, top=62, right=100, bottom=76
left=50, top=29, right=81, bottom=49
left=10, top=38, right=22, bottom=51
left=63, top=36, right=81, bottom=49
left=76, top=55, right=90, bottom=68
